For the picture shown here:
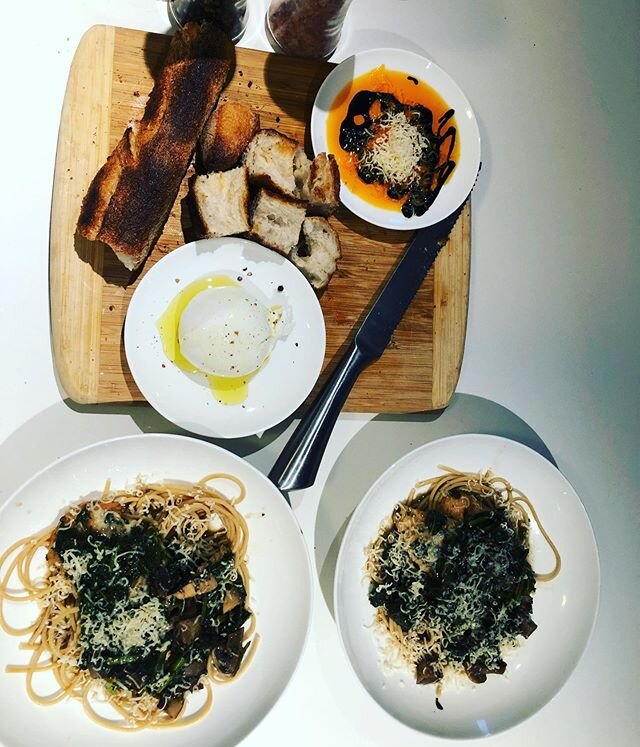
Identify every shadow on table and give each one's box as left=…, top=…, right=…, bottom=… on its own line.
left=0, top=399, right=294, bottom=504
left=0, top=393, right=556, bottom=623
left=313, top=392, right=556, bottom=619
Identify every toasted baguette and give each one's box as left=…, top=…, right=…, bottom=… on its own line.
left=76, top=23, right=233, bottom=271
left=249, top=188, right=306, bottom=255
left=192, top=166, right=250, bottom=238
left=198, top=102, right=260, bottom=173
left=291, top=217, right=341, bottom=289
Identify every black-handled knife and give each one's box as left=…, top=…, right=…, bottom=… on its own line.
left=269, top=198, right=469, bottom=494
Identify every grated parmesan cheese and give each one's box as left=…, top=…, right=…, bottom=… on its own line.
left=360, top=111, right=430, bottom=186
left=367, top=501, right=535, bottom=682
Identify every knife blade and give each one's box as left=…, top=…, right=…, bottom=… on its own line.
left=354, top=204, right=467, bottom=361
left=269, top=198, right=469, bottom=494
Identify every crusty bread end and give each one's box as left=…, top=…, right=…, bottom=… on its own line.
left=307, top=153, right=340, bottom=216
left=198, top=101, right=260, bottom=173
left=76, top=22, right=233, bottom=271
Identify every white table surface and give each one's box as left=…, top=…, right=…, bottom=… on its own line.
left=0, top=0, right=638, bottom=744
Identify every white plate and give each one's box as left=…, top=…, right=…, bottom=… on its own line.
left=124, top=238, right=326, bottom=438
left=0, top=434, right=312, bottom=747
left=334, top=434, right=599, bottom=739
left=311, top=48, right=481, bottom=230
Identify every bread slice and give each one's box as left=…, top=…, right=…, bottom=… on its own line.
left=249, top=188, right=306, bottom=255
left=306, top=153, right=340, bottom=215
left=76, top=22, right=233, bottom=271
left=243, top=129, right=302, bottom=197
left=291, top=217, right=341, bottom=289
left=293, top=148, right=311, bottom=196
left=192, top=166, right=250, bottom=238
left=198, top=102, right=260, bottom=173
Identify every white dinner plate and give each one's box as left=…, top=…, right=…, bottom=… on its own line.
left=124, top=238, right=326, bottom=438
left=311, top=48, right=481, bottom=230
left=0, top=434, right=312, bottom=747
left=334, top=434, right=599, bottom=739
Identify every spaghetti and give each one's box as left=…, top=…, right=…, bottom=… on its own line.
left=0, top=475, right=256, bottom=730
left=365, top=466, right=560, bottom=694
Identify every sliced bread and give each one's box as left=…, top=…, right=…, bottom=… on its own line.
left=290, top=217, right=341, bottom=289
left=306, top=153, right=340, bottom=215
left=197, top=101, right=260, bottom=173
left=249, top=188, right=306, bottom=255
left=191, top=166, right=250, bottom=238
left=293, top=148, right=311, bottom=197
left=243, top=129, right=301, bottom=197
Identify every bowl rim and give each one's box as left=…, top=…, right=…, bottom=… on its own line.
left=311, top=47, right=481, bottom=230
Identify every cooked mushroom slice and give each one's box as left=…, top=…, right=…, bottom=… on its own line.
left=183, top=658, right=208, bottom=681
left=486, top=660, right=507, bottom=675
left=201, top=536, right=232, bottom=564
left=177, top=617, right=202, bottom=646
left=222, top=589, right=242, bottom=614
left=172, top=577, right=218, bottom=600
left=212, top=629, right=246, bottom=676
left=415, top=654, right=440, bottom=685
left=153, top=565, right=183, bottom=596
left=466, top=663, right=489, bottom=684
left=159, top=696, right=185, bottom=720
left=440, top=493, right=470, bottom=521
left=173, top=582, right=197, bottom=599
left=465, top=491, right=492, bottom=516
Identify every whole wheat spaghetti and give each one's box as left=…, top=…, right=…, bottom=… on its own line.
left=0, top=475, right=257, bottom=730
left=365, top=466, right=560, bottom=697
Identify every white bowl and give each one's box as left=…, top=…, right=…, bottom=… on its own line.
left=0, top=434, right=312, bottom=747
left=334, top=434, right=599, bottom=738
left=311, top=48, right=481, bottom=230
left=124, top=237, right=326, bottom=438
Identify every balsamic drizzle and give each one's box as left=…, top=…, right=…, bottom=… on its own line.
left=338, top=90, right=457, bottom=218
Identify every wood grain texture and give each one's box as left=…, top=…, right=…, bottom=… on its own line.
left=50, top=25, right=471, bottom=411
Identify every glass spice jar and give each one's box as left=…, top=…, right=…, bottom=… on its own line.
left=168, top=0, right=248, bottom=43
left=266, top=0, right=354, bottom=59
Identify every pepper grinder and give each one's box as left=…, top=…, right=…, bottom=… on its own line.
left=168, top=0, right=249, bottom=43
left=266, top=0, right=354, bottom=59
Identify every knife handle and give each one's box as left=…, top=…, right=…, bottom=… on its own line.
left=268, top=343, right=370, bottom=493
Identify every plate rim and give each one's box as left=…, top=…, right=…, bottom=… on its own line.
left=333, top=433, right=600, bottom=739
left=311, top=46, right=481, bottom=230
left=0, top=432, right=314, bottom=746
left=123, top=237, right=326, bottom=439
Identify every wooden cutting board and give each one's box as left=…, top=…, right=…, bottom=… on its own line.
left=50, top=25, right=470, bottom=412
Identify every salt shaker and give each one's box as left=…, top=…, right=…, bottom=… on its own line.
left=267, top=0, right=354, bottom=59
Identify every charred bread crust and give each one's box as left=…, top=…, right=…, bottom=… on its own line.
left=249, top=172, right=290, bottom=196
left=198, top=102, right=260, bottom=173
left=76, top=22, right=233, bottom=270
left=77, top=135, right=127, bottom=241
